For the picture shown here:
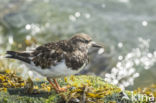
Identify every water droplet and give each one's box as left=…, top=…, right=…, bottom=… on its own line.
left=25, top=24, right=31, bottom=30
left=85, top=13, right=91, bottom=19
left=26, top=35, right=31, bottom=40
left=134, top=59, right=140, bottom=65
left=147, top=53, right=152, bottom=58
left=105, top=73, right=110, bottom=78
left=8, top=35, right=14, bottom=44
left=117, top=62, right=122, bottom=68
left=112, top=68, right=118, bottom=73
left=118, top=55, right=123, bottom=60
left=75, top=12, right=80, bottom=18
left=142, top=21, right=148, bottom=26
left=118, top=42, right=123, bottom=48
left=28, top=71, right=33, bottom=77
left=69, top=15, right=76, bottom=22
left=154, top=51, right=156, bottom=57
left=133, top=73, right=140, bottom=78
left=101, top=4, right=106, bottom=8
left=118, top=0, right=129, bottom=3
left=113, top=80, right=118, bottom=85
left=126, top=53, right=133, bottom=59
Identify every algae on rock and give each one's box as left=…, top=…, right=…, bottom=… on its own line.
left=0, top=70, right=154, bottom=103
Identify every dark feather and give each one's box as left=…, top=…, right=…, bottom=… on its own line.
left=6, top=34, right=91, bottom=70
left=6, top=51, right=31, bottom=64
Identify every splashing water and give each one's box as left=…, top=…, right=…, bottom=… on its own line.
left=25, top=24, right=41, bottom=36
left=104, top=38, right=156, bottom=89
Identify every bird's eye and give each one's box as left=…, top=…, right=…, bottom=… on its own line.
left=87, top=40, right=92, bottom=43
left=85, top=40, right=92, bottom=43
left=78, top=39, right=91, bottom=43
left=84, top=40, right=89, bottom=43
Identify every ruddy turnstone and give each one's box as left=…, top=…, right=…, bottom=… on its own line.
left=6, top=33, right=103, bottom=93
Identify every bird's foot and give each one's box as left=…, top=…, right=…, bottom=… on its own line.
left=47, top=78, right=70, bottom=93
left=56, top=86, right=70, bottom=93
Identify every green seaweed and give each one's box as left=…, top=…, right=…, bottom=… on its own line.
left=0, top=70, right=155, bottom=103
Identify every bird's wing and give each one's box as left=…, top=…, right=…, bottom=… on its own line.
left=31, top=42, right=65, bottom=69
left=6, top=41, right=66, bottom=69
left=6, top=51, right=32, bottom=64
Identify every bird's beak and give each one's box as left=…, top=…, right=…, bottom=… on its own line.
left=91, top=42, right=103, bottom=48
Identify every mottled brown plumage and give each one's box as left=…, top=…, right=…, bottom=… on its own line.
left=31, top=40, right=89, bottom=70
left=6, top=33, right=103, bottom=93
left=6, top=33, right=100, bottom=70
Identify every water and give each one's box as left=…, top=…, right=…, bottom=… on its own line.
left=0, top=0, right=156, bottom=89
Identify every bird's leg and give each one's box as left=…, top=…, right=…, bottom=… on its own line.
left=53, top=79, right=68, bottom=92
left=47, top=77, right=59, bottom=93
left=53, top=79, right=60, bottom=88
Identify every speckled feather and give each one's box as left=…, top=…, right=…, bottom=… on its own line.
left=6, top=34, right=92, bottom=72
left=31, top=40, right=89, bottom=70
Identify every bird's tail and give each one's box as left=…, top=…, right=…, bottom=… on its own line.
left=6, top=51, right=31, bottom=64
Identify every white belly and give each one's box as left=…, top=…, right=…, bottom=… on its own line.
left=27, top=60, right=86, bottom=78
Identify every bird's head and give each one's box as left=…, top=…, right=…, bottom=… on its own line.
left=69, top=33, right=103, bottom=52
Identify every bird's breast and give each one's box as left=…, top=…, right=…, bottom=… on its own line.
left=28, top=60, right=86, bottom=78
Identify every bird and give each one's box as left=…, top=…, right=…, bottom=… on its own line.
left=6, top=33, right=103, bottom=93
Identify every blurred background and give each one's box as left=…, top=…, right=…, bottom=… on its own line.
left=0, top=0, right=156, bottom=90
